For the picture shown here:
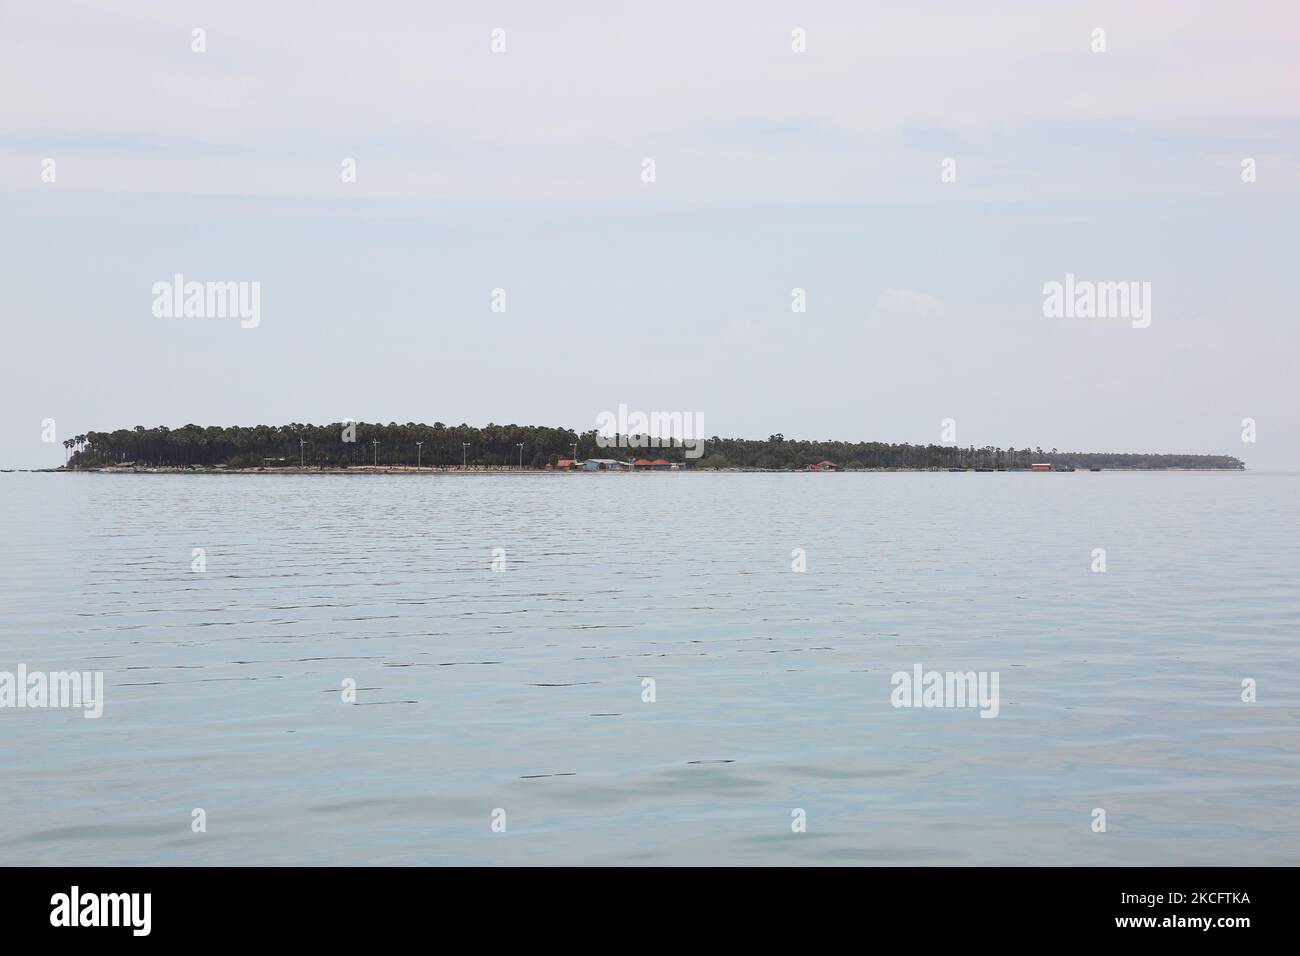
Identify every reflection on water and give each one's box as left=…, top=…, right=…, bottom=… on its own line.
left=1, top=471, right=1297, bottom=865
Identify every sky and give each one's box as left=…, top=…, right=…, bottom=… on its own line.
left=2, top=0, right=1297, bottom=468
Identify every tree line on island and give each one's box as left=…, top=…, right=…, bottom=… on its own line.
left=61, top=423, right=1246, bottom=471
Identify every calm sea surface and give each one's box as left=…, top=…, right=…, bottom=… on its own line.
left=1, top=471, right=1297, bottom=865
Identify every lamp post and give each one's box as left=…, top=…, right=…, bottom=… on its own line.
left=416, top=441, right=423, bottom=469
left=517, top=443, right=524, bottom=469
left=571, top=442, right=578, bottom=463
left=462, top=442, right=469, bottom=469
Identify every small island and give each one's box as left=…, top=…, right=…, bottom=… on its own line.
left=56, top=423, right=1247, bottom=473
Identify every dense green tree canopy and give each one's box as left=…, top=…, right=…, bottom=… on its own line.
left=62, top=424, right=1245, bottom=471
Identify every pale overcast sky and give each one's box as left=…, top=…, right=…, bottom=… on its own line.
left=2, top=1, right=1297, bottom=467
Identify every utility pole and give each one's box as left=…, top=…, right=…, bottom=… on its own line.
left=299, top=437, right=308, bottom=468
left=462, top=442, right=469, bottom=469
left=416, top=441, right=423, bottom=469
left=372, top=439, right=379, bottom=467
left=517, top=443, right=524, bottom=469
left=571, top=442, right=578, bottom=463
